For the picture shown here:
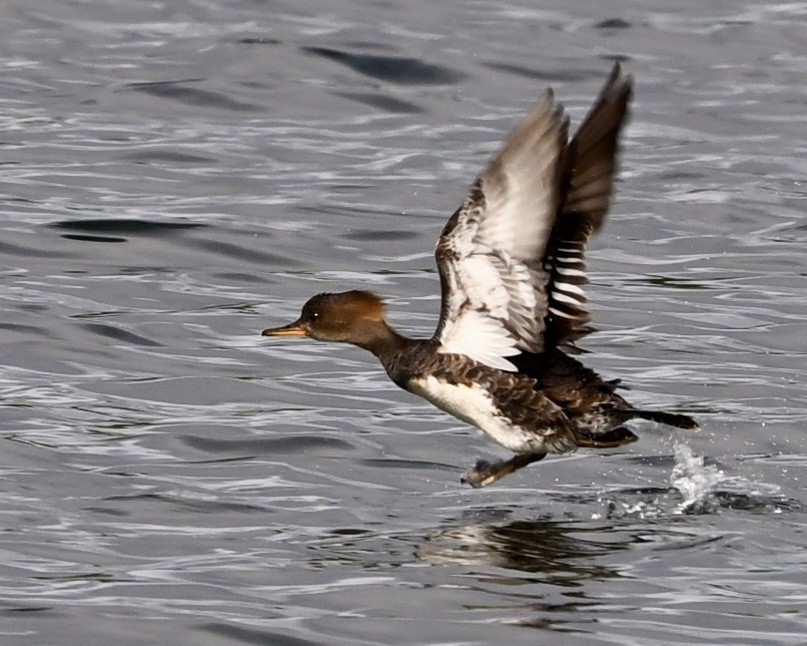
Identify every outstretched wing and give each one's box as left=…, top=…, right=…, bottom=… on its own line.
left=433, top=64, right=633, bottom=369
left=543, top=64, right=633, bottom=348
left=433, top=92, right=569, bottom=370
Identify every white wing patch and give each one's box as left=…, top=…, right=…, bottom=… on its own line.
left=437, top=309, right=519, bottom=371
left=436, top=247, right=547, bottom=370
left=432, top=64, right=631, bottom=358
left=432, top=94, right=568, bottom=371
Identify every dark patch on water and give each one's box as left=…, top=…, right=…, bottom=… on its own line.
left=356, top=457, right=457, bottom=471
left=182, top=434, right=353, bottom=454
left=0, top=322, right=47, bottom=335
left=712, top=490, right=802, bottom=513
left=123, top=149, right=215, bottom=164
left=126, top=80, right=260, bottom=111
left=198, top=623, right=321, bottom=646
left=482, top=63, right=603, bottom=83
left=328, top=527, right=371, bottom=536
left=340, top=229, right=419, bottom=242
left=333, top=91, right=425, bottom=114
left=596, top=18, right=632, bottom=30
left=1, top=606, right=56, bottom=614
left=214, top=271, right=267, bottom=283
left=302, top=46, right=465, bottom=85
left=0, top=239, right=74, bottom=257
left=237, top=36, right=282, bottom=46
left=79, top=322, right=162, bottom=347
left=59, top=234, right=127, bottom=243
left=49, top=219, right=205, bottom=236
left=94, top=492, right=268, bottom=514
left=645, top=275, right=715, bottom=290
left=611, top=486, right=672, bottom=496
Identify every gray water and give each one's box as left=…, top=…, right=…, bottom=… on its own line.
left=2, top=1, right=806, bottom=644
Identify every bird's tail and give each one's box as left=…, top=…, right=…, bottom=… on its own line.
left=573, top=409, right=699, bottom=449
left=631, top=410, right=699, bottom=430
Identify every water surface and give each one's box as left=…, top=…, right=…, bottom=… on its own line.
left=1, top=1, right=806, bottom=644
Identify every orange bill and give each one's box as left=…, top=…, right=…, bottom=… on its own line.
left=261, top=322, right=307, bottom=337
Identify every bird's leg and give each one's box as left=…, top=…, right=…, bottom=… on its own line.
left=461, top=452, right=547, bottom=488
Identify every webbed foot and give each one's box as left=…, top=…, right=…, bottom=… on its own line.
left=460, top=452, right=547, bottom=488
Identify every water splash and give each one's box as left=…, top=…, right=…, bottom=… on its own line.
left=592, top=444, right=794, bottom=520
left=670, top=442, right=725, bottom=514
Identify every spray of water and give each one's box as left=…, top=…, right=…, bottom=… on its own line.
left=670, top=441, right=725, bottom=513
left=593, top=443, right=791, bottom=519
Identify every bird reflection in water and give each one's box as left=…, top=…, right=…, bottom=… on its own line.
left=415, top=516, right=637, bottom=630
left=416, top=517, right=628, bottom=578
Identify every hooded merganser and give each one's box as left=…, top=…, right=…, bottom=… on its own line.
left=262, top=64, right=698, bottom=488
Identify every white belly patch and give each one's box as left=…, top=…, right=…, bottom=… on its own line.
left=407, top=375, right=535, bottom=452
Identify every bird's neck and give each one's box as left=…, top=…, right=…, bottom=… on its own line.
left=352, top=319, right=411, bottom=357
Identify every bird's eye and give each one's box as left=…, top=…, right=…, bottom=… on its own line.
left=310, top=311, right=320, bottom=320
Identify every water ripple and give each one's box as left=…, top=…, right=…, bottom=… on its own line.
left=1, top=2, right=806, bottom=644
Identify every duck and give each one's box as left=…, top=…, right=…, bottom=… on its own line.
left=262, top=63, right=698, bottom=488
